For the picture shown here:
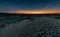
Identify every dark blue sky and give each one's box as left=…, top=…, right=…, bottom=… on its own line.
left=0, top=0, right=60, bottom=12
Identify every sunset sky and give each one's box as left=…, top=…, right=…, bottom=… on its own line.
left=0, top=0, right=60, bottom=14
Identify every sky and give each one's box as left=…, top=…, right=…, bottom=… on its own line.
left=0, top=0, right=60, bottom=14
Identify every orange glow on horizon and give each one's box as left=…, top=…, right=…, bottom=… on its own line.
left=10, top=10, right=60, bottom=14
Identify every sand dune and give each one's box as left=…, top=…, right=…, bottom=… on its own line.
left=0, top=16, right=60, bottom=37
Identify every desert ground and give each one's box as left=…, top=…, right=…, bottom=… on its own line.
left=0, top=14, right=60, bottom=37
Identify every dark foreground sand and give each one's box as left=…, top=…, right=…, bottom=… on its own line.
left=0, top=15, right=60, bottom=37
